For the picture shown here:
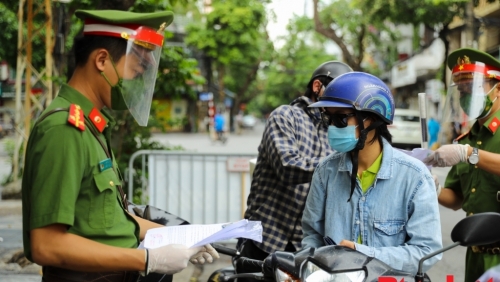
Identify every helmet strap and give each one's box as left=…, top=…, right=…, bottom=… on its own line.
left=347, top=113, right=384, bottom=202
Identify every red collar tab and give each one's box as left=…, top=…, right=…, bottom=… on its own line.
left=489, top=117, right=500, bottom=133
left=68, top=104, right=85, bottom=131
left=89, top=108, right=107, bottom=133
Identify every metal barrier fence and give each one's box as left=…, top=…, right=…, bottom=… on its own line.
left=128, top=150, right=257, bottom=225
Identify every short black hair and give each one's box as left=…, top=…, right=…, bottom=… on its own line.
left=304, top=76, right=333, bottom=98
left=74, top=35, right=128, bottom=67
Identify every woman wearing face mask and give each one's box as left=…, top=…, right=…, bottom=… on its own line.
left=301, top=72, right=443, bottom=275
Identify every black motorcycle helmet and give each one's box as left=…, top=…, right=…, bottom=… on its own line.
left=307, top=61, right=353, bottom=88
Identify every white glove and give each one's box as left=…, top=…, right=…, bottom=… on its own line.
left=433, top=174, right=442, bottom=197
left=190, top=244, right=220, bottom=264
left=424, top=144, right=470, bottom=167
left=146, top=244, right=201, bottom=275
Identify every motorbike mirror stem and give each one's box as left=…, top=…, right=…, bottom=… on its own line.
left=415, top=241, right=461, bottom=282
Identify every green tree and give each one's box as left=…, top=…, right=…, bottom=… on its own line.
left=350, top=0, right=468, bottom=85
left=185, top=0, right=270, bottom=108
left=310, top=0, right=480, bottom=73
left=248, top=16, right=338, bottom=114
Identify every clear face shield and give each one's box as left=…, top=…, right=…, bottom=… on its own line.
left=442, top=63, right=499, bottom=127
left=120, top=26, right=163, bottom=126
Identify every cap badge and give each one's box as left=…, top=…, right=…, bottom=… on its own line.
left=157, top=22, right=167, bottom=33
left=457, top=55, right=471, bottom=67
left=121, top=32, right=130, bottom=40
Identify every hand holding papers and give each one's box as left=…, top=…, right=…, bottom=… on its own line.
left=396, top=148, right=433, bottom=170
left=143, top=219, right=262, bottom=249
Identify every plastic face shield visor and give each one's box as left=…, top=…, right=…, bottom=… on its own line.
left=121, top=26, right=163, bottom=126
left=442, top=62, right=495, bottom=123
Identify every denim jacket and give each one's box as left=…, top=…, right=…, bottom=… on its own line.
left=302, top=138, right=442, bottom=274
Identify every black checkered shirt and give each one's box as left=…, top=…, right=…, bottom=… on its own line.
left=244, top=96, right=333, bottom=254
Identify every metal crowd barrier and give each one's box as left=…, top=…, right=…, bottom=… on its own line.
left=128, top=150, right=257, bottom=225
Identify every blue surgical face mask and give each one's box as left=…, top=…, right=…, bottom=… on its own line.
left=327, top=125, right=358, bottom=152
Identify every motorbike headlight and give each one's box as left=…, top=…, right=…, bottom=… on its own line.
left=302, top=262, right=366, bottom=282
left=275, top=268, right=300, bottom=282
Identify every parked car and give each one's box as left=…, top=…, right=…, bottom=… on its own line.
left=241, top=115, right=257, bottom=129
left=388, top=108, right=422, bottom=149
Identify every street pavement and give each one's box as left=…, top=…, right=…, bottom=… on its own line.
left=0, top=121, right=469, bottom=281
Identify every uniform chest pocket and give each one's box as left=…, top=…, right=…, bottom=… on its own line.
left=373, top=219, right=406, bottom=247
left=89, top=169, right=121, bottom=229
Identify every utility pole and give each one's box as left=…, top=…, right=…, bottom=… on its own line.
left=13, top=0, right=54, bottom=181
left=465, top=0, right=477, bottom=49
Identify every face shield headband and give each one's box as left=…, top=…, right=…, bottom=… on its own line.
left=444, top=61, right=500, bottom=124
left=85, top=20, right=165, bottom=126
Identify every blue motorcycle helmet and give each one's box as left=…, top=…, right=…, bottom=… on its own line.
left=310, top=71, right=395, bottom=201
left=310, top=71, right=395, bottom=124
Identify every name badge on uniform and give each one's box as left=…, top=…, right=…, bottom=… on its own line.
left=98, top=158, right=112, bottom=172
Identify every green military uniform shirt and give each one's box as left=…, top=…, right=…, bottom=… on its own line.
left=445, top=110, right=500, bottom=281
left=22, top=84, right=140, bottom=262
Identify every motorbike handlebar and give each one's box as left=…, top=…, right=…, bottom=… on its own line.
left=212, top=243, right=240, bottom=257
left=234, top=257, right=264, bottom=273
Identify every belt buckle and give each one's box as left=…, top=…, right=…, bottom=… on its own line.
left=493, top=247, right=500, bottom=255
left=472, top=245, right=482, bottom=253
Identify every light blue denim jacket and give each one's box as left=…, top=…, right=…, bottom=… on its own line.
left=302, top=138, right=442, bottom=274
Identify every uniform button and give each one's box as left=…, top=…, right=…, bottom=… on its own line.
left=361, top=197, right=366, bottom=201
left=477, top=141, right=482, bottom=145
left=471, top=188, right=476, bottom=193
left=110, top=181, right=114, bottom=186
left=475, top=165, right=478, bottom=169
left=356, top=220, right=360, bottom=224
left=469, top=212, right=474, bottom=216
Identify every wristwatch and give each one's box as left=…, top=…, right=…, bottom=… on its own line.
left=468, top=147, right=479, bottom=165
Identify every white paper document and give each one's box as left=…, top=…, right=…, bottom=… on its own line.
left=396, top=148, right=432, bottom=170
left=142, top=219, right=263, bottom=249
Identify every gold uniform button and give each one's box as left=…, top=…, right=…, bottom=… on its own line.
left=477, top=141, right=482, bottom=145
left=471, top=188, right=476, bottom=193
left=469, top=212, right=474, bottom=216
left=475, top=165, right=478, bottom=169
left=109, top=181, right=114, bottom=186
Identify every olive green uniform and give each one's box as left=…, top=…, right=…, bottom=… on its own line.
left=445, top=110, right=500, bottom=281
left=22, top=84, right=140, bottom=262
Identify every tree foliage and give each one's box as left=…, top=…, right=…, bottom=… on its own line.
left=185, top=0, right=270, bottom=105
left=311, top=0, right=397, bottom=71
left=248, top=16, right=338, bottom=114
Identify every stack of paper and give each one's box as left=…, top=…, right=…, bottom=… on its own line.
left=396, top=148, right=432, bottom=170
left=142, top=219, right=263, bottom=248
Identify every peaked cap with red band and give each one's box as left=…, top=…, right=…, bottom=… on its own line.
left=447, top=48, right=500, bottom=81
left=75, top=9, right=174, bottom=47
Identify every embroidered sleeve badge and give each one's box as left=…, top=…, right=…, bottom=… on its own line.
left=67, top=104, right=85, bottom=131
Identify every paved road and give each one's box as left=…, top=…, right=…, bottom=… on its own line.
left=0, top=122, right=471, bottom=281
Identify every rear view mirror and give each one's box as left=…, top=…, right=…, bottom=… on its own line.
left=451, top=212, right=500, bottom=246
left=416, top=212, right=500, bottom=282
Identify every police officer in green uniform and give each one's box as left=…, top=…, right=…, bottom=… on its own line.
left=22, top=10, right=218, bottom=281
left=424, top=48, right=500, bottom=281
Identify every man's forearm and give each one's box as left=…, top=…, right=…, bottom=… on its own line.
left=31, top=224, right=145, bottom=272
left=438, top=188, right=463, bottom=211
